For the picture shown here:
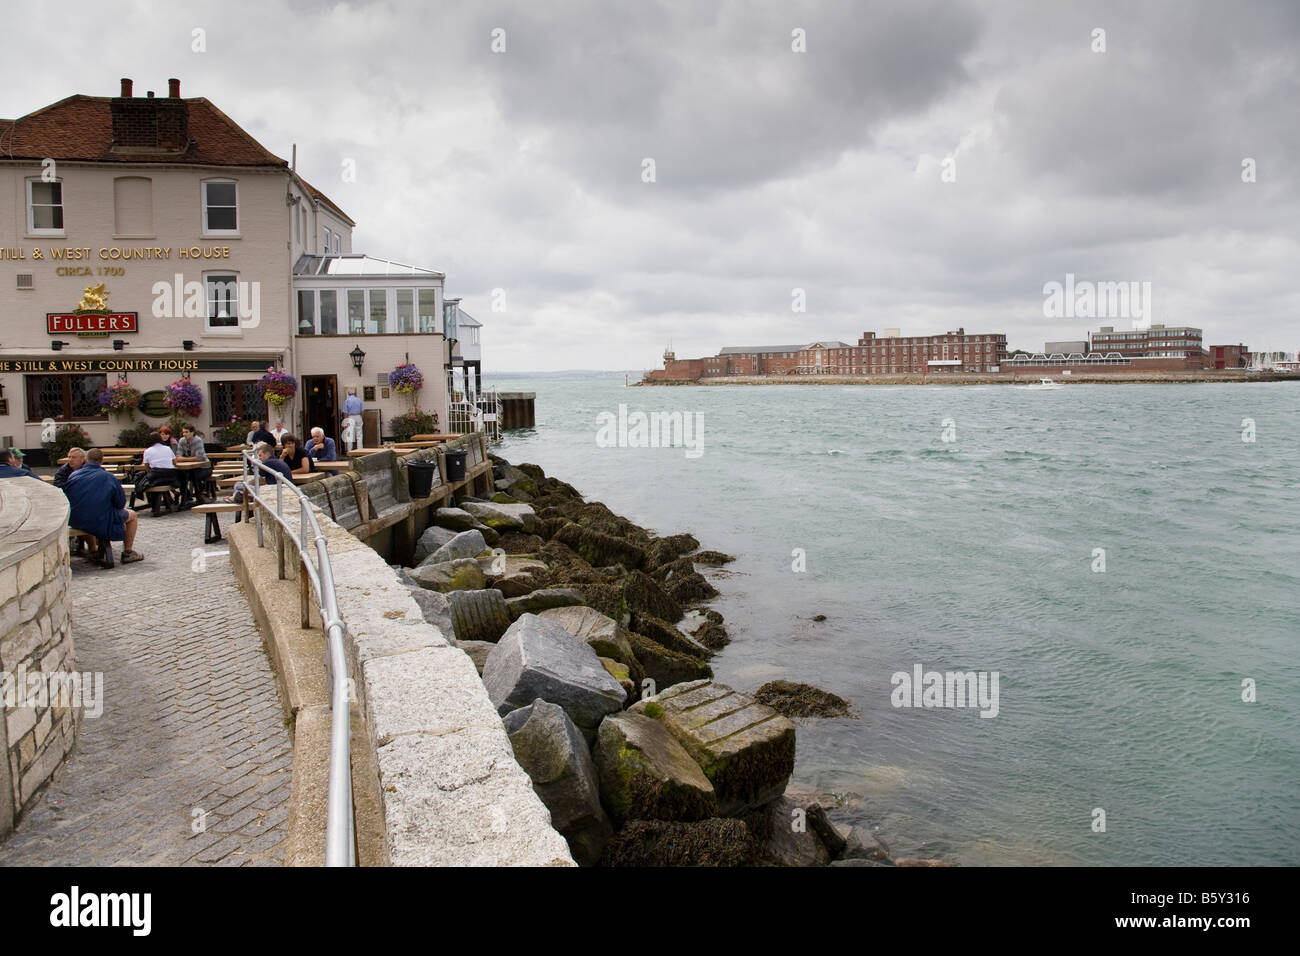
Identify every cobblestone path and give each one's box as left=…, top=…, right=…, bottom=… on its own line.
left=0, top=509, right=292, bottom=866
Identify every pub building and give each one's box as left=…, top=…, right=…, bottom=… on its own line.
left=0, top=78, right=461, bottom=459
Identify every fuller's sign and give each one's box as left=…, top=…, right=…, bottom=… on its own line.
left=46, top=283, right=138, bottom=336
left=47, top=312, right=138, bottom=335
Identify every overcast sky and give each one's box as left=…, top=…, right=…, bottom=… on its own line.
left=4, top=0, right=1297, bottom=371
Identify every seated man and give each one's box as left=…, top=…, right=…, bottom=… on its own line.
left=130, top=430, right=179, bottom=509
left=224, top=442, right=293, bottom=503
left=175, top=424, right=212, bottom=504
left=0, top=445, right=42, bottom=479
left=53, top=447, right=87, bottom=488
left=249, top=421, right=276, bottom=447
left=65, top=447, right=142, bottom=565
left=304, top=427, right=337, bottom=462
left=279, top=434, right=316, bottom=475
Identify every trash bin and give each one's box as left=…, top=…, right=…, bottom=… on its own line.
left=406, top=460, right=439, bottom=499
left=444, top=449, right=467, bottom=482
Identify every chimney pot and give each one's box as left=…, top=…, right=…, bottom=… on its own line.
left=168, top=78, right=180, bottom=98
left=120, top=78, right=133, bottom=97
left=146, top=90, right=155, bottom=98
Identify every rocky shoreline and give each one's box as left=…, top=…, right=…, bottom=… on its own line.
left=389, top=452, right=917, bottom=866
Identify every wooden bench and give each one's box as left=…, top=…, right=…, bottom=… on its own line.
left=192, top=502, right=246, bottom=543
left=135, top=485, right=180, bottom=516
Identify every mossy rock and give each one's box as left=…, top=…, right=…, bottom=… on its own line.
left=593, top=713, right=717, bottom=824
left=599, top=818, right=758, bottom=867
left=692, top=550, right=735, bottom=566
left=692, top=620, right=731, bottom=651
left=621, top=570, right=681, bottom=623
left=664, top=571, right=718, bottom=606
left=753, top=680, right=857, bottom=719
left=555, top=522, right=646, bottom=570
left=517, top=462, right=546, bottom=480
left=497, top=532, right=545, bottom=554
left=491, top=492, right=521, bottom=504
left=643, top=533, right=701, bottom=570
left=577, top=583, right=630, bottom=625
left=539, top=539, right=604, bottom=586
left=630, top=613, right=711, bottom=660
left=628, top=633, right=712, bottom=690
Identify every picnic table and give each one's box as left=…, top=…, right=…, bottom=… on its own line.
left=410, top=434, right=460, bottom=441
left=347, top=447, right=393, bottom=457
left=311, top=460, right=352, bottom=470
left=292, top=471, right=325, bottom=484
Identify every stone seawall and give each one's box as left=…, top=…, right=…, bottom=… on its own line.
left=0, top=479, right=78, bottom=838
left=229, top=477, right=574, bottom=866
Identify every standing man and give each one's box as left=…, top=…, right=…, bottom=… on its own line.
left=341, top=388, right=364, bottom=453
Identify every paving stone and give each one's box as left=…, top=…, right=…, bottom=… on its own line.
left=0, top=511, right=292, bottom=868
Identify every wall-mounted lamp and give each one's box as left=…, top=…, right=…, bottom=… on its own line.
left=182, top=340, right=195, bottom=351
left=113, top=339, right=127, bottom=351
left=350, top=345, right=366, bottom=374
left=50, top=341, right=70, bottom=351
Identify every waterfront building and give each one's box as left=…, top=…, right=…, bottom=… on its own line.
left=1205, top=344, right=1249, bottom=370
left=1089, top=324, right=1203, bottom=359
left=0, top=78, right=455, bottom=455
left=854, top=328, right=1007, bottom=374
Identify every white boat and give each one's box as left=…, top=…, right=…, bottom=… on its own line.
left=1021, top=378, right=1062, bottom=389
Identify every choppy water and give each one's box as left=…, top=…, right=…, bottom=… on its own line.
left=496, top=373, right=1300, bottom=865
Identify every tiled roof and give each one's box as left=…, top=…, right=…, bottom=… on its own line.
left=296, top=174, right=355, bottom=225
left=0, top=94, right=285, bottom=166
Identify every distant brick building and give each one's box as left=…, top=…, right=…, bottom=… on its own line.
left=644, top=328, right=1009, bottom=379
left=1205, top=344, right=1249, bottom=370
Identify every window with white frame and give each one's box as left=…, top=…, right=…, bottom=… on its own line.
left=323, top=227, right=332, bottom=253
left=202, top=180, right=238, bottom=234
left=206, top=274, right=240, bottom=332
left=28, top=179, right=64, bottom=234
left=333, top=233, right=341, bottom=254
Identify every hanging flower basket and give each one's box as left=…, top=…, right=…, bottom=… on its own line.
left=389, top=362, right=424, bottom=395
left=163, top=376, right=203, bottom=418
left=258, top=366, right=298, bottom=407
left=98, top=380, right=142, bottom=418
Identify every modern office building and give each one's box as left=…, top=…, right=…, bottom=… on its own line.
left=1089, top=324, right=1203, bottom=358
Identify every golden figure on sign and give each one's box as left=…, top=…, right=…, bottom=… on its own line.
left=77, top=283, right=110, bottom=312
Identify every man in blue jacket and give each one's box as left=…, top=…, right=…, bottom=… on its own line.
left=66, top=448, right=143, bottom=566
left=0, top=446, right=42, bottom=479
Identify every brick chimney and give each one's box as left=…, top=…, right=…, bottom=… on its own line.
left=111, top=79, right=189, bottom=152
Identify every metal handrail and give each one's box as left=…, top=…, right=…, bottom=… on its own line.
left=241, top=451, right=354, bottom=866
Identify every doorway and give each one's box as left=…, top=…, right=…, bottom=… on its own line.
left=302, top=374, right=338, bottom=443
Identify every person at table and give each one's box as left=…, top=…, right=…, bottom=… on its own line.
left=341, top=389, right=363, bottom=452
left=176, top=424, right=212, bottom=504
left=129, top=430, right=179, bottom=509
left=248, top=420, right=276, bottom=448
left=305, top=427, right=337, bottom=462
left=11, top=447, right=36, bottom=474
left=224, top=442, right=292, bottom=503
left=157, top=424, right=180, bottom=453
left=270, top=419, right=288, bottom=444
left=0, top=445, right=42, bottom=480
left=53, top=447, right=87, bottom=488
left=279, top=434, right=316, bottom=475
left=66, top=447, right=143, bottom=565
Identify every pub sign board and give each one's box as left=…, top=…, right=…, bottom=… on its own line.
left=47, top=311, right=139, bottom=336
